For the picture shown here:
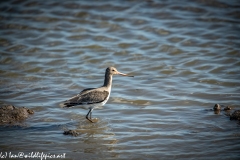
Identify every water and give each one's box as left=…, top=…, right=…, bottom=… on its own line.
left=0, top=0, right=240, bottom=159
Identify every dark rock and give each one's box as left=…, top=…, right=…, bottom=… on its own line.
left=223, top=106, right=231, bottom=111
left=63, top=130, right=79, bottom=136
left=0, top=105, right=34, bottom=125
left=230, top=110, right=240, bottom=121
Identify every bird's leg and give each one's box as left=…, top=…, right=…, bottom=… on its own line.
left=86, top=108, right=94, bottom=123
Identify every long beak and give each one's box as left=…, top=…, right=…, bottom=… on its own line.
left=117, top=71, right=134, bottom=77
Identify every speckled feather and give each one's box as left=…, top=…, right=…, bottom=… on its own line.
left=64, top=88, right=109, bottom=107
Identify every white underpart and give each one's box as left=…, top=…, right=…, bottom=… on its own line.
left=92, top=86, right=111, bottom=109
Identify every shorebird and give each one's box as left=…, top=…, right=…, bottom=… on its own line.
left=62, top=67, right=133, bottom=123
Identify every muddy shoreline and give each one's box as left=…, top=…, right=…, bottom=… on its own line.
left=0, top=105, right=34, bottom=126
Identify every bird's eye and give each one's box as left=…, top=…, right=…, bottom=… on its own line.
left=112, top=70, right=115, bottom=71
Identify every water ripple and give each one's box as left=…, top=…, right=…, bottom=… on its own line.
left=0, top=0, right=240, bottom=159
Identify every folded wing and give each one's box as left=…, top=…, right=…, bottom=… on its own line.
left=64, top=88, right=109, bottom=107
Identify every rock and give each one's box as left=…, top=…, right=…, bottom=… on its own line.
left=230, top=110, right=240, bottom=121
left=63, top=130, right=79, bottom=136
left=223, top=106, right=231, bottom=111
left=213, top=104, right=221, bottom=111
left=0, top=105, right=34, bottom=125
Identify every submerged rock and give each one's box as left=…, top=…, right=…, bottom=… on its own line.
left=223, top=106, right=231, bottom=111
left=0, top=105, right=34, bottom=125
left=212, top=104, right=231, bottom=114
left=230, top=110, right=240, bottom=121
left=63, top=130, right=79, bottom=136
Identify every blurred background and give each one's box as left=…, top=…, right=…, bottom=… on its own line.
left=0, top=0, right=240, bottom=159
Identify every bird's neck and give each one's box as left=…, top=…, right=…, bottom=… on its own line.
left=103, top=73, right=112, bottom=88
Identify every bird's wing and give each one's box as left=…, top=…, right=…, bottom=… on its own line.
left=79, top=88, right=96, bottom=94
left=64, top=88, right=109, bottom=107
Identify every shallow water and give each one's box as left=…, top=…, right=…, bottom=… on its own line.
left=0, top=0, right=240, bottom=159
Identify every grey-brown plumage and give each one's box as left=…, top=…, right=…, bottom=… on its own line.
left=64, top=89, right=109, bottom=107
left=61, top=67, right=132, bottom=123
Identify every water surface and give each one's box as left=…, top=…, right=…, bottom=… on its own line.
left=0, top=0, right=240, bottom=160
